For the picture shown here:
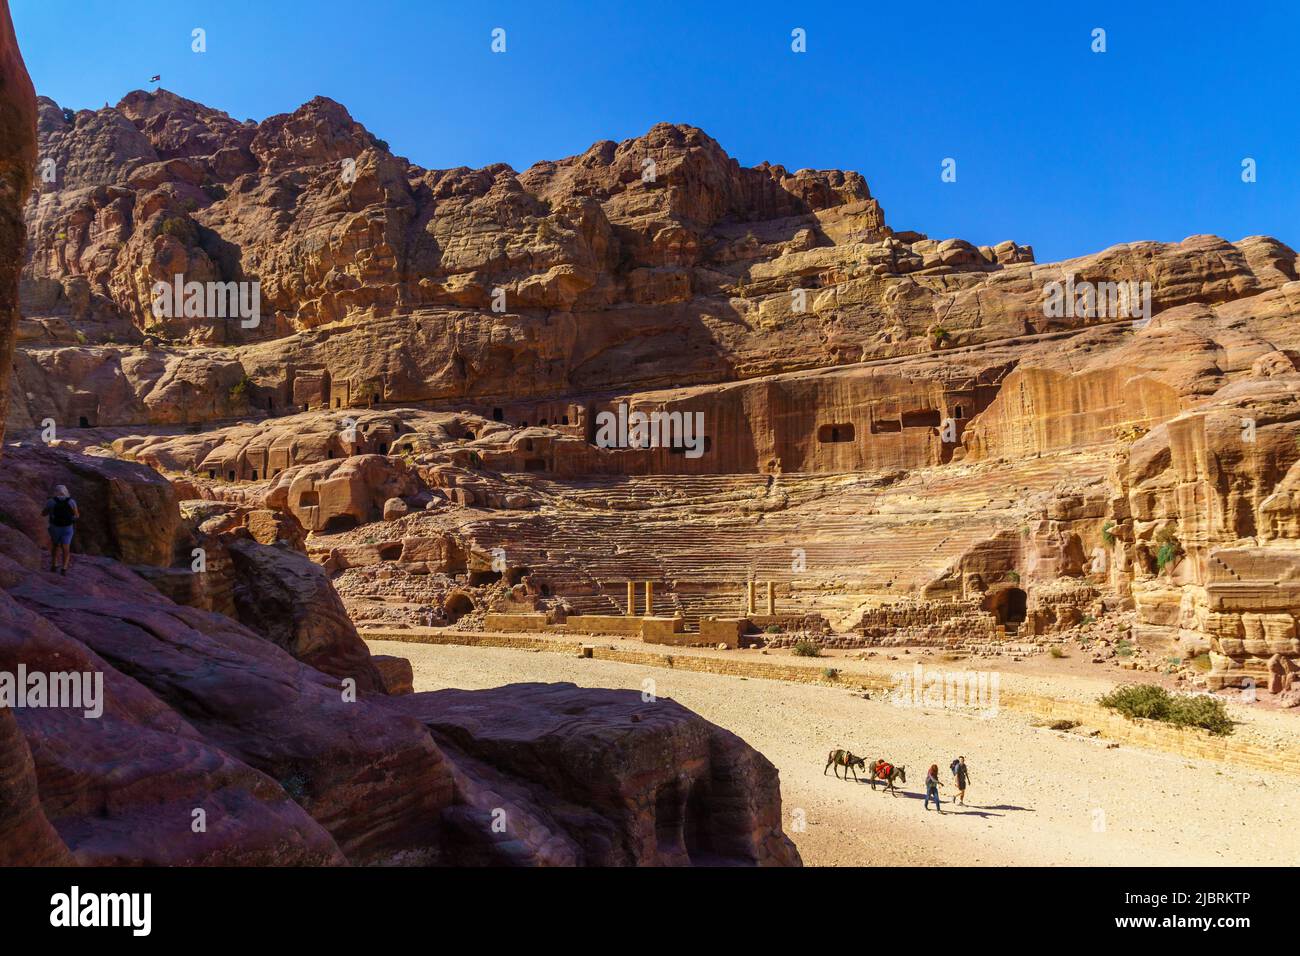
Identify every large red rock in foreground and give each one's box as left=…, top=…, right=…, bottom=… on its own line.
left=0, top=706, right=74, bottom=866
left=394, top=683, right=800, bottom=866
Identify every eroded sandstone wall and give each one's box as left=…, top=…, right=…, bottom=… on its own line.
left=0, top=0, right=35, bottom=445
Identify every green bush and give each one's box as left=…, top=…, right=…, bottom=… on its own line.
left=1098, top=684, right=1233, bottom=736
left=1049, top=646, right=1066, bottom=659
left=792, top=640, right=821, bottom=658
left=1154, top=525, right=1182, bottom=574
left=229, top=375, right=252, bottom=406
left=1116, top=638, right=1134, bottom=658
left=158, top=215, right=195, bottom=242
left=822, top=667, right=840, bottom=680
left=1101, top=521, right=1116, bottom=546
left=763, top=624, right=781, bottom=634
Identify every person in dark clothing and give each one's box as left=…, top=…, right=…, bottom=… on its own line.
left=951, top=756, right=971, bottom=805
left=41, top=484, right=79, bottom=575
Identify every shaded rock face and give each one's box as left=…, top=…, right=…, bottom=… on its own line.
left=0, top=706, right=74, bottom=866
left=0, top=0, right=35, bottom=446
left=0, top=545, right=439, bottom=864
left=395, top=683, right=800, bottom=866
left=223, top=536, right=385, bottom=693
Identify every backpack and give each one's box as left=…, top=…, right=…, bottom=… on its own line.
left=950, top=759, right=961, bottom=777
left=49, top=497, right=76, bottom=526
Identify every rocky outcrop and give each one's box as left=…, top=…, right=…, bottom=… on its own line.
left=0, top=706, right=74, bottom=866
left=0, top=441, right=179, bottom=565
left=223, top=536, right=385, bottom=692
left=0, top=0, right=35, bottom=446
left=396, top=682, right=800, bottom=866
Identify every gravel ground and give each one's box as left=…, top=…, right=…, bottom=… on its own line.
left=370, top=639, right=1300, bottom=867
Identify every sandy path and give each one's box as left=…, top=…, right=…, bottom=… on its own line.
left=370, top=640, right=1300, bottom=867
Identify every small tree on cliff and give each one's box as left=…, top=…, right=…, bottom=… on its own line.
left=1154, top=525, right=1182, bottom=575
left=228, top=374, right=253, bottom=411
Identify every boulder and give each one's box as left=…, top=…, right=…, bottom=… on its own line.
left=224, top=537, right=385, bottom=693
left=372, top=655, right=414, bottom=696
left=392, top=682, right=801, bottom=866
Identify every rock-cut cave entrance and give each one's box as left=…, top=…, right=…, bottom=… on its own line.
left=986, top=587, right=1027, bottom=626
left=443, top=591, right=475, bottom=623
left=321, top=514, right=359, bottom=534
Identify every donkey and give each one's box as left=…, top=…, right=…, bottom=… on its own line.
left=871, top=759, right=906, bottom=794
left=824, top=749, right=867, bottom=781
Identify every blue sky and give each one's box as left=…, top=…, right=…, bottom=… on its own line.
left=12, top=1, right=1298, bottom=262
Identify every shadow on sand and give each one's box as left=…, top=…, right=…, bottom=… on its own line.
left=857, top=783, right=1035, bottom=818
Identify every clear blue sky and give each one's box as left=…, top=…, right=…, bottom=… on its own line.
left=12, top=0, right=1298, bottom=262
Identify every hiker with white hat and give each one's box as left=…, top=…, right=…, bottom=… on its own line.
left=41, top=484, right=79, bottom=575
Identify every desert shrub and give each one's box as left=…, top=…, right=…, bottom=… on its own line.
left=1049, top=646, right=1066, bottom=659
left=1154, top=525, right=1182, bottom=574
left=1099, top=683, right=1170, bottom=720
left=1047, top=719, right=1078, bottom=731
left=202, top=182, right=227, bottom=201
left=1081, top=615, right=1096, bottom=625
left=1098, top=684, right=1233, bottom=735
left=158, top=215, right=195, bottom=243
left=229, top=375, right=252, bottom=405
left=1115, top=638, right=1134, bottom=658
left=822, top=667, right=840, bottom=680
left=1166, top=694, right=1234, bottom=735
left=1101, top=520, right=1116, bottom=545
left=1004, top=570, right=1020, bottom=583
left=793, top=640, right=822, bottom=658
left=763, top=624, right=781, bottom=634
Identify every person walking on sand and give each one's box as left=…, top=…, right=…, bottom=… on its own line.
left=924, top=764, right=944, bottom=812
left=950, top=756, right=971, bottom=806
left=41, top=484, right=79, bottom=575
